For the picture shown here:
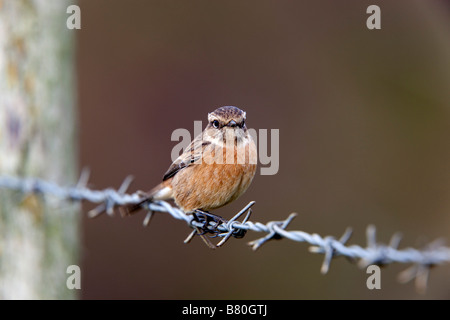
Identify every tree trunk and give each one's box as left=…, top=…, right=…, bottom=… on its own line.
left=0, top=1, right=78, bottom=299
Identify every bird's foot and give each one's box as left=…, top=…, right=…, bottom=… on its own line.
left=193, top=209, right=228, bottom=235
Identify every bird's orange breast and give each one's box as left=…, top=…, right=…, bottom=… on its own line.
left=171, top=141, right=257, bottom=212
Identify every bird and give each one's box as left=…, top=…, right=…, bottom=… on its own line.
left=127, top=106, right=257, bottom=247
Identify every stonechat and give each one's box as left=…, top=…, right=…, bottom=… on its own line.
left=128, top=106, right=257, bottom=247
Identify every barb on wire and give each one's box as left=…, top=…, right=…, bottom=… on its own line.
left=1, top=173, right=449, bottom=292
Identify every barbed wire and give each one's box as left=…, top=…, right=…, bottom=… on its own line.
left=0, top=171, right=449, bottom=292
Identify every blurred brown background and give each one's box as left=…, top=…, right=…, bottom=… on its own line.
left=77, top=0, right=450, bottom=299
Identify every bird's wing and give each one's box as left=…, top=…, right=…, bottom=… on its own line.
left=162, top=134, right=210, bottom=181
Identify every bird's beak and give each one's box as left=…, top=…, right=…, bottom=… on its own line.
left=228, top=120, right=237, bottom=127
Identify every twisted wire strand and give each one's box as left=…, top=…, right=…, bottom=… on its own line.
left=1, top=173, right=449, bottom=291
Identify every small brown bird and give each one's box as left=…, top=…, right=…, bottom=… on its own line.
left=129, top=106, right=257, bottom=247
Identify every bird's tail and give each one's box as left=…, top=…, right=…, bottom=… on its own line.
left=124, top=180, right=173, bottom=215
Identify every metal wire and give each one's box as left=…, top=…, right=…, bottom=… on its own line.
left=1, top=172, right=449, bottom=291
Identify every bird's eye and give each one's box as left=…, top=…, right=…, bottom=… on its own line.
left=212, top=120, right=220, bottom=128
left=241, top=120, right=245, bottom=127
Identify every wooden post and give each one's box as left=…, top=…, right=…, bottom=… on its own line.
left=0, top=1, right=79, bottom=299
